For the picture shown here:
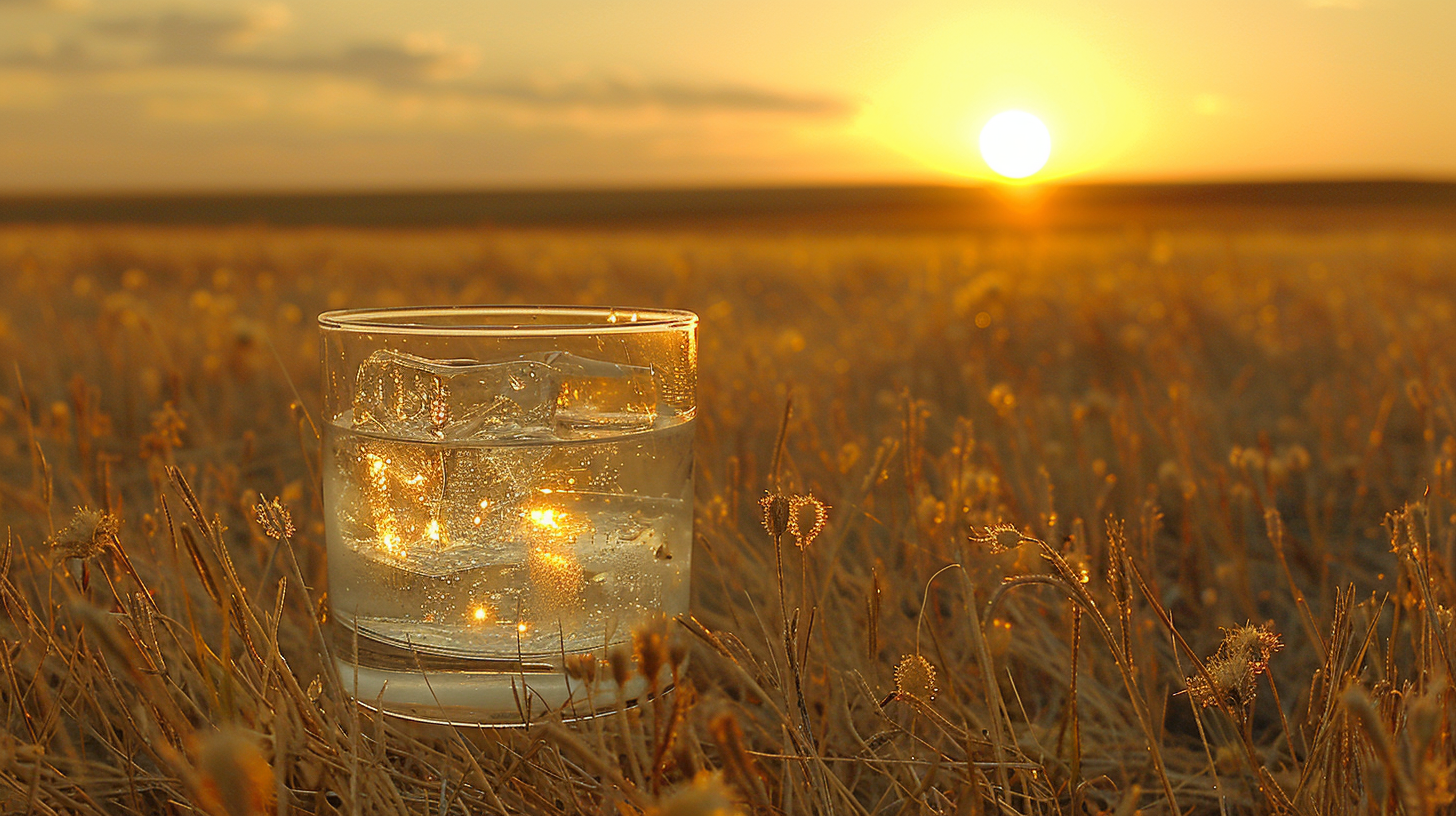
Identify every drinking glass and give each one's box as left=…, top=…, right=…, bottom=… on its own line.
left=318, top=306, right=696, bottom=725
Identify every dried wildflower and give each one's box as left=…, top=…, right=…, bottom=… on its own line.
left=564, top=652, right=599, bottom=685
left=787, top=495, right=829, bottom=550
left=1234, top=447, right=1265, bottom=471
left=970, top=521, right=1022, bottom=554
left=197, top=727, right=274, bottom=816
left=252, top=497, right=295, bottom=541
left=647, top=771, right=743, bottom=816
left=140, top=402, right=186, bottom=458
left=49, top=506, right=120, bottom=561
left=759, top=493, right=790, bottom=540
left=1185, top=654, right=1257, bottom=709
left=1185, top=622, right=1282, bottom=709
left=607, top=646, right=634, bottom=688
left=1224, top=622, right=1282, bottom=673
left=1280, top=444, right=1310, bottom=472
left=634, top=620, right=669, bottom=685
left=894, top=654, right=938, bottom=703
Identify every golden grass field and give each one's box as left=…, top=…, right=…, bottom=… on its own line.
left=1, top=218, right=1455, bottom=814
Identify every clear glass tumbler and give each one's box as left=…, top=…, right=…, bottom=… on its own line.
left=318, top=306, right=696, bottom=725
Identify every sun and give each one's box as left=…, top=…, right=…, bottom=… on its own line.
left=978, top=110, right=1052, bottom=180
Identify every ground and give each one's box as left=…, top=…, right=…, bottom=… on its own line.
left=0, top=217, right=1453, bottom=814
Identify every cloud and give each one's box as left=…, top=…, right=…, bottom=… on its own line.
left=0, top=38, right=92, bottom=70
left=0, top=6, right=290, bottom=71
left=0, top=0, right=88, bottom=10
left=463, top=76, right=851, bottom=115
left=278, top=41, right=478, bottom=85
left=90, top=5, right=291, bottom=59
left=0, top=7, right=851, bottom=117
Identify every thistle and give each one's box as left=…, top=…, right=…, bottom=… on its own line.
left=894, top=654, right=938, bottom=703
left=1185, top=623, right=1283, bottom=709
left=49, top=506, right=120, bottom=561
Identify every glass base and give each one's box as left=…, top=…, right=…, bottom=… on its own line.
left=335, top=657, right=673, bottom=727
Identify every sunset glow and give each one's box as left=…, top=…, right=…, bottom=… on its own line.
left=0, top=1, right=1452, bottom=189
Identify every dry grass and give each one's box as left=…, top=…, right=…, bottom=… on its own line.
left=1, top=221, right=1455, bottom=814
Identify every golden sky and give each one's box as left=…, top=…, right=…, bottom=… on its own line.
left=1, top=0, right=1453, bottom=191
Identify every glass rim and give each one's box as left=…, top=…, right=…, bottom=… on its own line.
left=318, top=305, right=698, bottom=336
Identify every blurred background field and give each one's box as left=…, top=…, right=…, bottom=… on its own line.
left=2, top=198, right=1455, bottom=814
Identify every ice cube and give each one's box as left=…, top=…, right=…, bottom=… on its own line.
left=341, top=434, right=547, bottom=577
left=438, top=446, right=549, bottom=559
left=353, top=350, right=555, bottom=441
left=532, top=351, right=658, bottom=433
left=343, top=435, right=445, bottom=560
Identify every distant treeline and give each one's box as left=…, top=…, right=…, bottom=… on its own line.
left=2, top=180, right=1455, bottom=228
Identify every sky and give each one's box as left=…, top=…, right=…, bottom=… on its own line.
left=0, top=0, right=1453, bottom=192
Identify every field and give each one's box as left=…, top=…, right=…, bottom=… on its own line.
left=1, top=213, right=1454, bottom=815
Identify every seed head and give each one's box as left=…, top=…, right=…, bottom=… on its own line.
left=564, top=652, right=599, bottom=685
left=607, top=646, right=634, bottom=688
left=49, top=506, right=119, bottom=561
left=1185, top=622, right=1282, bottom=708
left=970, top=522, right=1022, bottom=554
left=1225, top=622, right=1282, bottom=673
left=894, top=654, right=938, bottom=703
left=787, top=495, right=829, bottom=551
left=648, top=771, right=743, bottom=816
left=197, top=727, right=274, bottom=816
left=1185, top=655, right=1257, bottom=709
left=759, top=493, right=790, bottom=540
left=121, top=591, right=165, bottom=673
left=252, top=497, right=295, bottom=541
left=634, top=620, right=669, bottom=685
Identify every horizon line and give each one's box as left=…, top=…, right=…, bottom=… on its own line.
left=3, top=175, right=1456, bottom=201
left=4, top=178, right=1456, bottom=229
